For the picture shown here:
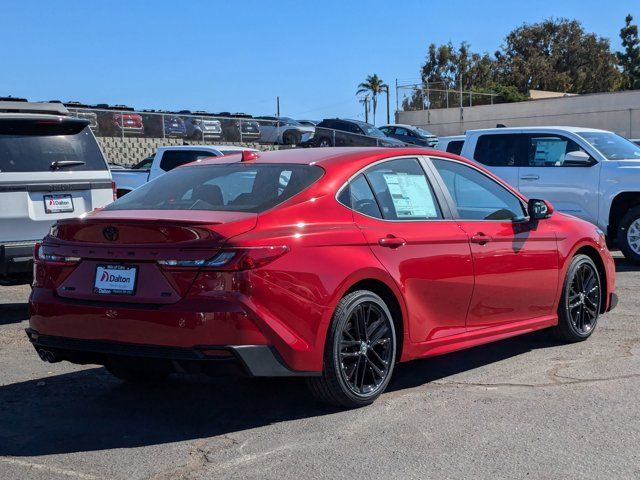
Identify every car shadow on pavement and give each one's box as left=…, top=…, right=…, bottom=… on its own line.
left=0, top=330, right=563, bottom=457
left=614, top=256, right=640, bottom=272
left=0, top=303, right=28, bottom=325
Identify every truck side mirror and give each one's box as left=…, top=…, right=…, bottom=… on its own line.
left=528, top=199, right=554, bottom=220
left=564, top=150, right=593, bottom=166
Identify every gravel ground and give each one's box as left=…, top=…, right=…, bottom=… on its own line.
left=0, top=252, right=638, bottom=479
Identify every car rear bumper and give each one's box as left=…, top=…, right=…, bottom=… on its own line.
left=0, top=241, right=35, bottom=278
left=25, top=329, right=317, bottom=377
left=28, top=286, right=322, bottom=375
left=607, top=292, right=618, bottom=312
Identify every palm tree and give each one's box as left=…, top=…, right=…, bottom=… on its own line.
left=357, top=74, right=386, bottom=124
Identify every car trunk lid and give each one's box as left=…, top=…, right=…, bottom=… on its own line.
left=44, top=210, right=257, bottom=304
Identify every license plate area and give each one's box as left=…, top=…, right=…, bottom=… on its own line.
left=44, top=194, right=74, bottom=214
left=94, top=265, right=138, bottom=295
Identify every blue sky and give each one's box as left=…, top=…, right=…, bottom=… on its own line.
left=0, top=0, right=638, bottom=123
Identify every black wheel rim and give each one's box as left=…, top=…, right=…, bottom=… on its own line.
left=338, top=302, right=393, bottom=396
left=568, top=262, right=600, bottom=334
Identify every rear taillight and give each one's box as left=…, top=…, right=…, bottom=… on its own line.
left=111, top=181, right=117, bottom=201
left=35, top=244, right=80, bottom=265
left=158, top=246, right=288, bottom=271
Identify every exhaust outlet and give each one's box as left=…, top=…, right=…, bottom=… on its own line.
left=37, top=349, right=47, bottom=361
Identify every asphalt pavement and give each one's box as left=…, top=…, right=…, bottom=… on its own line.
left=0, top=253, right=638, bottom=479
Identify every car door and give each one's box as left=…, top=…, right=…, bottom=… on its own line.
left=342, top=157, right=475, bottom=343
left=429, top=157, right=559, bottom=330
left=257, top=118, right=277, bottom=143
left=517, top=133, right=601, bottom=224
left=471, top=132, right=525, bottom=189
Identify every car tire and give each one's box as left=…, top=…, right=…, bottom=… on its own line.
left=317, top=137, right=332, bottom=147
left=552, top=254, right=601, bottom=343
left=106, top=359, right=170, bottom=383
left=617, top=205, right=640, bottom=264
left=282, top=130, right=301, bottom=145
left=307, top=290, right=396, bottom=408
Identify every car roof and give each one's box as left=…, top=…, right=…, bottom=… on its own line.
left=0, top=101, right=69, bottom=116
left=467, top=126, right=612, bottom=134
left=196, top=146, right=467, bottom=170
left=438, top=135, right=465, bottom=141
left=156, top=145, right=257, bottom=152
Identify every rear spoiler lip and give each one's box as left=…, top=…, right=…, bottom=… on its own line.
left=53, top=210, right=257, bottom=226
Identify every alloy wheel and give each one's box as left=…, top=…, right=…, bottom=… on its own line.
left=627, top=218, right=640, bottom=255
left=337, top=302, right=394, bottom=396
left=567, top=262, right=601, bottom=334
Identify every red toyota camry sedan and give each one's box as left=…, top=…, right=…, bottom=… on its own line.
left=28, top=147, right=617, bottom=407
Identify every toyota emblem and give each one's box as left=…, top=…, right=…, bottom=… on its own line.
left=103, top=226, right=119, bottom=242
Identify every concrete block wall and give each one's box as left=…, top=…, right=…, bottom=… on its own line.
left=97, top=137, right=279, bottom=166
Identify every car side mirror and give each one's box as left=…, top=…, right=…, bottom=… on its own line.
left=528, top=199, right=554, bottom=220
left=564, top=150, right=593, bottom=165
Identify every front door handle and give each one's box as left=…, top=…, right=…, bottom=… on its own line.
left=378, top=235, right=406, bottom=248
left=520, top=174, right=540, bottom=181
left=470, top=233, right=493, bottom=245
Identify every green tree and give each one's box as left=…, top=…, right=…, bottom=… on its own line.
left=617, top=14, right=640, bottom=89
left=356, top=74, right=386, bottom=124
left=498, top=18, right=623, bottom=94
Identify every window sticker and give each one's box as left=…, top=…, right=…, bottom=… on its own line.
left=382, top=172, right=437, bottom=218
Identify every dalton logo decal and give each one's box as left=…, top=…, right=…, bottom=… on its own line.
left=103, top=226, right=119, bottom=241
left=101, top=272, right=131, bottom=283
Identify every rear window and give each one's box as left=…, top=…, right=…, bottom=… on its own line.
left=105, top=163, right=324, bottom=213
left=474, top=134, right=526, bottom=166
left=445, top=140, right=464, bottom=155
left=159, top=150, right=219, bottom=171
left=0, top=119, right=106, bottom=172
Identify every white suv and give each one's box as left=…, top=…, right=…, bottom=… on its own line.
left=456, top=126, right=640, bottom=263
left=0, top=101, right=114, bottom=284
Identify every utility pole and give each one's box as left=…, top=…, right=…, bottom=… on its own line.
left=276, top=96, right=280, bottom=117
left=384, top=85, right=390, bottom=124
left=364, top=95, right=369, bottom=123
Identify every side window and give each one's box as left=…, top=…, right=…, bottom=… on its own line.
left=394, top=127, right=408, bottom=136
left=340, top=174, right=382, bottom=219
left=474, top=134, right=527, bottom=167
left=526, top=134, right=589, bottom=167
left=379, top=126, right=392, bottom=134
left=364, top=158, right=442, bottom=220
left=446, top=140, right=464, bottom=155
left=159, top=150, right=217, bottom=171
left=348, top=123, right=362, bottom=134
left=431, top=158, right=525, bottom=221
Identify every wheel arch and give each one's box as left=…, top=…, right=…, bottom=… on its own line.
left=342, top=278, right=406, bottom=362
left=573, top=245, right=608, bottom=314
left=608, top=191, right=640, bottom=238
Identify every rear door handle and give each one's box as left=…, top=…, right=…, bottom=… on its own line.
left=470, top=233, right=493, bottom=245
left=520, top=174, right=540, bottom=181
left=378, top=235, right=406, bottom=248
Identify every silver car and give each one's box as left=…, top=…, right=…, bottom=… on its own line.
left=256, top=116, right=314, bottom=145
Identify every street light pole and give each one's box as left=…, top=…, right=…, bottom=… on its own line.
left=383, top=85, right=390, bottom=124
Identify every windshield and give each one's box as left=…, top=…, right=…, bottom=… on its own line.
left=578, top=132, right=640, bottom=160
left=279, top=117, right=302, bottom=126
left=414, top=127, right=435, bottom=137
left=360, top=125, right=386, bottom=138
left=105, top=163, right=324, bottom=213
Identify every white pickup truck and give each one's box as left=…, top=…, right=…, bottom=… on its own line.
left=112, top=145, right=255, bottom=197
left=448, top=126, right=640, bottom=263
